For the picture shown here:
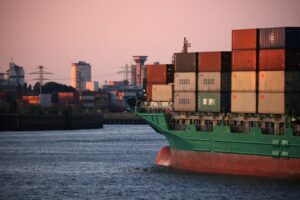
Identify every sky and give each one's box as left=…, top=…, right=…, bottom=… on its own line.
left=0, top=0, right=300, bottom=86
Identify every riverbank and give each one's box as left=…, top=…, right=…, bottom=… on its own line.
left=103, top=112, right=146, bottom=124
left=0, top=113, right=103, bottom=131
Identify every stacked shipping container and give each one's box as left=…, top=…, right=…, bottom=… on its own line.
left=258, top=27, right=300, bottom=114
left=231, top=29, right=258, bottom=113
left=173, top=53, right=197, bottom=111
left=197, top=52, right=231, bottom=113
left=146, top=64, right=174, bottom=102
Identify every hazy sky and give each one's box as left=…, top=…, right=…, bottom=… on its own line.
left=1, top=0, right=300, bottom=85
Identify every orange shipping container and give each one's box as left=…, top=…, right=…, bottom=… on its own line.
left=231, top=92, right=256, bottom=113
left=232, top=50, right=257, bottom=71
left=232, top=29, right=258, bottom=50
left=152, top=85, right=173, bottom=102
left=259, top=71, right=284, bottom=92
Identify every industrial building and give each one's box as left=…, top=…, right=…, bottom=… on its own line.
left=71, top=61, right=91, bottom=91
left=0, top=61, right=25, bottom=87
left=132, top=56, right=147, bottom=87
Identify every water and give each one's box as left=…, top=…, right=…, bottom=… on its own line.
left=0, top=125, right=300, bottom=200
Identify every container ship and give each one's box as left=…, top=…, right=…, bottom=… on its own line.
left=135, top=27, right=300, bottom=179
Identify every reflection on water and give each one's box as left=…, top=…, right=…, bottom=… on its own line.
left=0, top=125, right=300, bottom=200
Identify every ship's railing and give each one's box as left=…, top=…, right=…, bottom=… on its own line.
left=196, top=125, right=213, bottom=132
left=293, top=125, right=300, bottom=136
left=230, top=126, right=245, bottom=133
left=261, top=128, right=275, bottom=135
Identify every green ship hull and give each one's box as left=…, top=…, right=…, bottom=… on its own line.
left=136, top=112, right=300, bottom=179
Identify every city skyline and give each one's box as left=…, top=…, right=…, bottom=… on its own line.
left=1, top=0, right=300, bottom=86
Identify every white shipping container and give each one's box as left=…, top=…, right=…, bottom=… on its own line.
left=231, top=71, right=256, bottom=92
left=174, top=72, right=196, bottom=92
left=152, top=85, right=173, bottom=102
left=198, top=72, right=221, bottom=91
left=173, top=92, right=196, bottom=112
left=231, top=92, right=256, bottom=113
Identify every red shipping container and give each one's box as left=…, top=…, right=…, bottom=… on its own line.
left=232, top=29, right=258, bottom=50
left=198, top=52, right=231, bottom=72
left=232, top=50, right=257, bottom=71
left=259, top=49, right=285, bottom=70
left=147, top=64, right=167, bottom=83
left=198, top=52, right=221, bottom=72
left=259, top=49, right=300, bottom=71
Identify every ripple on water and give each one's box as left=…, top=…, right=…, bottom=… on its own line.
left=0, top=125, right=300, bottom=200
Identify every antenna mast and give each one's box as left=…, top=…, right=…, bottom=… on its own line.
left=182, top=37, right=191, bottom=53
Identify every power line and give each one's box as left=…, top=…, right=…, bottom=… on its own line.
left=29, top=66, right=53, bottom=94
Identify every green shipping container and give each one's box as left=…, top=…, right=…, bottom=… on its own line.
left=197, top=92, right=220, bottom=112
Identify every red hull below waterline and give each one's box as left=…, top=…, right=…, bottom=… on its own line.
left=156, top=146, right=300, bottom=179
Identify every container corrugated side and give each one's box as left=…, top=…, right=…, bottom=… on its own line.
left=166, top=64, right=175, bottom=83
left=286, top=71, right=300, bottom=92
left=232, top=50, right=257, bottom=71
left=231, top=71, right=256, bottom=92
left=146, top=64, right=167, bottom=83
left=231, top=92, right=256, bottom=113
left=286, top=93, right=300, bottom=115
left=259, top=71, right=284, bottom=92
left=152, top=85, right=173, bottom=102
left=221, top=52, right=232, bottom=72
left=173, top=92, right=196, bottom=112
left=198, top=52, right=221, bottom=72
left=198, top=72, right=220, bottom=91
left=198, top=52, right=232, bottom=72
left=174, top=72, right=196, bottom=91
left=259, top=49, right=285, bottom=71
left=259, top=27, right=300, bottom=49
left=174, top=52, right=197, bottom=72
left=258, top=93, right=284, bottom=114
left=259, top=49, right=300, bottom=71
left=221, top=72, right=231, bottom=92
left=232, top=29, right=258, bottom=50
left=197, top=92, right=220, bottom=112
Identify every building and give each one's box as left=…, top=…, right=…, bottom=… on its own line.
left=58, top=92, right=79, bottom=105
left=79, top=91, right=95, bottom=107
left=95, top=91, right=111, bottom=109
left=132, top=56, right=147, bottom=87
left=4, top=62, right=25, bottom=87
left=0, top=73, right=7, bottom=86
left=86, top=81, right=99, bottom=91
left=130, top=64, right=136, bottom=86
left=71, top=61, right=91, bottom=91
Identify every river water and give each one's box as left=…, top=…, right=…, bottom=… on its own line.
left=0, top=125, right=300, bottom=200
